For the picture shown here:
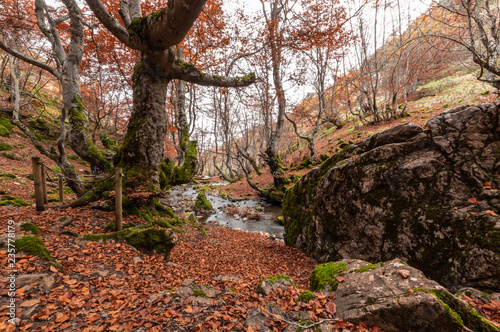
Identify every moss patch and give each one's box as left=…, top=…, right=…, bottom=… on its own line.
left=13, top=236, right=52, bottom=262
left=1, top=195, right=31, bottom=207
left=310, top=262, right=346, bottom=292
left=83, top=227, right=177, bottom=260
left=353, top=263, right=380, bottom=273
left=195, top=191, right=213, bottom=210
left=413, top=288, right=498, bottom=331
left=20, top=222, right=40, bottom=234
left=0, top=143, right=13, bottom=151
left=257, top=274, right=295, bottom=290
left=297, top=290, right=317, bottom=302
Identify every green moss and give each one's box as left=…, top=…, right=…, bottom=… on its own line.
left=127, top=16, right=148, bottom=36
left=240, top=73, right=255, bottom=83
left=365, top=297, right=375, bottom=305
left=297, top=290, right=317, bottom=302
left=412, top=288, right=498, bottom=331
left=83, top=227, right=177, bottom=260
left=193, top=289, right=206, bottom=297
left=0, top=172, right=16, bottom=180
left=20, top=222, right=40, bottom=234
left=257, top=274, right=295, bottom=290
left=0, top=118, right=13, bottom=133
left=0, top=124, right=10, bottom=137
left=310, top=262, right=346, bottom=292
left=353, top=263, right=380, bottom=273
left=1, top=195, right=31, bottom=207
left=99, top=133, right=118, bottom=151
left=195, top=191, right=213, bottom=210
left=13, top=236, right=52, bottom=262
left=0, top=143, right=12, bottom=151
left=159, top=141, right=198, bottom=190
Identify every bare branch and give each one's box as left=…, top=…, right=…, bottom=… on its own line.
left=0, top=39, right=60, bottom=79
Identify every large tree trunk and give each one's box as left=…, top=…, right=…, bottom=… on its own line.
left=115, top=53, right=170, bottom=188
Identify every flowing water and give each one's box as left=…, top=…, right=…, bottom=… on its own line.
left=169, top=183, right=285, bottom=239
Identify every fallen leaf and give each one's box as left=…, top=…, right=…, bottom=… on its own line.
left=55, top=313, right=69, bottom=323
left=64, top=279, right=78, bottom=285
left=468, top=198, right=478, bottom=204
left=20, top=299, right=40, bottom=307
left=486, top=210, right=498, bottom=216
left=326, top=301, right=336, bottom=315
left=49, top=265, right=58, bottom=272
left=484, top=182, right=492, bottom=189
left=398, top=269, right=410, bottom=279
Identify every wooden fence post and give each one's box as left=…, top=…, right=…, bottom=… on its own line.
left=58, top=177, right=64, bottom=203
left=41, top=164, right=48, bottom=204
left=115, top=168, right=122, bottom=231
left=31, top=157, right=45, bottom=212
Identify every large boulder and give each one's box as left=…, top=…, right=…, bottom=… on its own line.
left=284, top=103, right=500, bottom=292
left=311, top=259, right=499, bottom=332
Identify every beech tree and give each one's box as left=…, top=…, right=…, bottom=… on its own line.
left=0, top=0, right=111, bottom=194
left=427, top=0, right=500, bottom=90
left=85, top=0, right=256, bottom=190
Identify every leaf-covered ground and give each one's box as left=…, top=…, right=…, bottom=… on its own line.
left=0, top=205, right=387, bottom=331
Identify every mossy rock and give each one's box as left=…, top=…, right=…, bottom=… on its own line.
left=297, top=290, right=317, bottom=303
left=310, top=262, right=347, bottom=292
left=0, top=118, right=13, bottom=133
left=0, top=143, right=12, bottom=151
left=2, top=152, right=22, bottom=161
left=195, top=191, right=213, bottom=210
left=13, top=236, right=52, bottom=262
left=0, top=172, right=16, bottom=180
left=82, top=227, right=178, bottom=261
left=257, top=274, right=295, bottom=295
left=0, top=124, right=10, bottom=137
left=20, top=222, right=40, bottom=234
left=412, top=288, right=499, bottom=332
left=1, top=195, right=31, bottom=207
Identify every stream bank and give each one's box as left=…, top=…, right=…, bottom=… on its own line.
left=166, top=183, right=285, bottom=239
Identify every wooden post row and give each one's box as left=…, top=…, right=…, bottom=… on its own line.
left=31, top=157, right=45, bottom=212
left=115, top=168, right=123, bottom=231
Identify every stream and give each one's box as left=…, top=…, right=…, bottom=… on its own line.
left=168, top=183, right=285, bottom=239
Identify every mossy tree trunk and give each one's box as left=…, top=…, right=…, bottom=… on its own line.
left=115, top=53, right=170, bottom=188
left=3, top=33, right=85, bottom=194
left=86, top=0, right=257, bottom=193
left=0, top=0, right=111, bottom=195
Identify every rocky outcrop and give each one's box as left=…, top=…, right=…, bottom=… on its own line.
left=256, top=275, right=294, bottom=296
left=311, top=259, right=499, bottom=332
left=284, top=103, right=500, bottom=292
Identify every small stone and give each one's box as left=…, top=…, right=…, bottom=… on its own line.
left=133, top=256, right=143, bottom=264
left=17, top=274, right=55, bottom=291
left=398, top=269, right=410, bottom=279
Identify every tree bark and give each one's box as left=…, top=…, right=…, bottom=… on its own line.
left=116, top=53, right=170, bottom=186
